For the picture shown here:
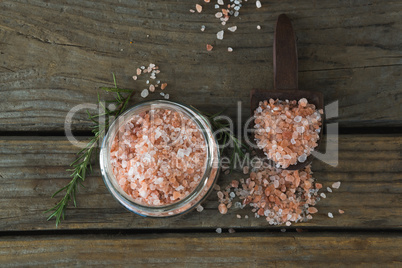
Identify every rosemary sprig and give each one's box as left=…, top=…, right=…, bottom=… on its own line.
left=45, top=73, right=134, bottom=227
left=207, top=112, right=249, bottom=171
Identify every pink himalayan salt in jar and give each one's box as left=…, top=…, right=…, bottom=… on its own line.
left=100, top=100, right=220, bottom=217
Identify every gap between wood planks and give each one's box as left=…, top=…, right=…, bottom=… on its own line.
left=1, top=228, right=402, bottom=238
left=1, top=127, right=402, bottom=137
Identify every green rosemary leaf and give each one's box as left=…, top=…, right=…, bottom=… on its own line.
left=206, top=113, right=249, bottom=173
left=112, top=72, right=117, bottom=88
left=45, top=73, right=136, bottom=227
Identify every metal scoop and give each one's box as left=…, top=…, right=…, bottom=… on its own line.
left=250, top=14, right=324, bottom=170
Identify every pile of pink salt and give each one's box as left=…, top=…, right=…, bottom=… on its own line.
left=254, top=98, right=323, bottom=168
left=110, top=108, right=207, bottom=206
left=217, top=165, right=321, bottom=226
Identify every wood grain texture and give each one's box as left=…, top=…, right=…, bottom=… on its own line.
left=0, top=233, right=401, bottom=267
left=0, top=135, right=400, bottom=231
left=0, top=0, right=401, bottom=131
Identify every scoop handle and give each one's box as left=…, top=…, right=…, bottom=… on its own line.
left=274, top=14, right=298, bottom=90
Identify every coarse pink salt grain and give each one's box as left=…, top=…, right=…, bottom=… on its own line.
left=196, top=204, right=204, bottom=212
left=332, top=181, right=341, bottom=189
left=339, top=209, right=345, bottom=214
left=254, top=98, right=322, bottom=168
left=308, top=207, right=318, bottom=214
left=110, top=108, right=207, bottom=206
left=243, top=166, right=249, bottom=174
left=218, top=203, right=228, bottom=214
left=196, top=4, right=202, bottom=13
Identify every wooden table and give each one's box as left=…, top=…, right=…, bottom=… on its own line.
left=1, top=0, right=401, bottom=266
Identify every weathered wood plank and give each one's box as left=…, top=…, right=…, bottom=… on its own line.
left=0, top=135, right=400, bottom=231
left=0, top=0, right=401, bottom=131
left=0, top=233, right=401, bottom=267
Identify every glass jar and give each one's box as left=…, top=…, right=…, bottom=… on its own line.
left=100, top=100, right=220, bottom=217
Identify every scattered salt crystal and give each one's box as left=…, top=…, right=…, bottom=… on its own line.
left=108, top=104, right=116, bottom=111
left=218, top=0, right=223, bottom=5
left=294, top=115, right=302, bottom=123
left=281, top=228, right=286, bottom=232
left=189, top=9, right=195, bottom=13
left=243, top=166, right=249, bottom=174
left=298, top=154, right=307, bottom=163
left=234, top=11, right=239, bottom=17
left=339, top=209, right=345, bottom=214
left=215, top=4, right=219, bottom=8
left=332, top=181, right=341, bottom=189
left=327, top=187, right=333, bottom=193
left=164, top=94, right=170, bottom=99
left=257, top=25, right=261, bottom=30
left=228, top=26, right=237, bottom=32
left=217, top=30, right=224, bottom=40
left=256, top=0, right=262, bottom=8
left=136, top=68, right=142, bottom=75
left=227, top=47, right=233, bottom=52
left=141, top=89, right=149, bottom=98
left=328, top=212, right=334, bottom=218
left=196, top=204, right=204, bottom=212
left=160, top=92, right=165, bottom=96
left=245, top=215, right=249, bottom=219
left=140, top=66, right=145, bottom=70
left=228, top=228, right=235, bottom=233
left=230, top=192, right=235, bottom=198
left=201, top=25, right=205, bottom=32
left=236, top=214, right=241, bottom=219
left=218, top=203, right=228, bottom=214
left=149, top=84, right=155, bottom=92
left=320, top=193, right=326, bottom=198
left=196, top=4, right=202, bottom=13
left=206, top=44, right=213, bottom=51
left=216, top=228, right=222, bottom=233
left=146, top=80, right=149, bottom=84
left=285, top=221, right=291, bottom=226
left=215, top=12, right=223, bottom=18
left=132, top=75, right=137, bottom=80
